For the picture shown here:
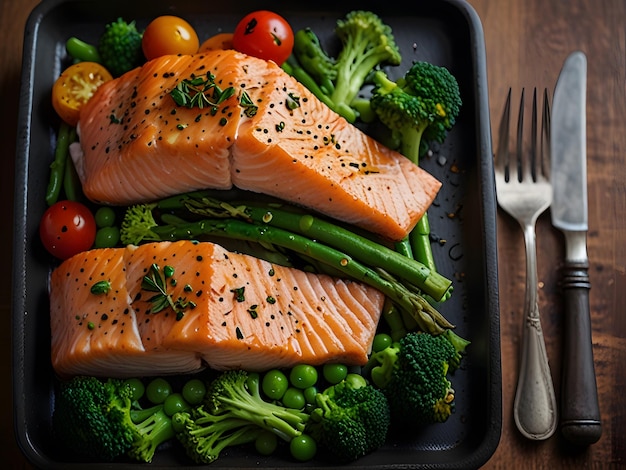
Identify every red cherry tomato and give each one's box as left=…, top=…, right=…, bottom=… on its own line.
left=232, top=10, right=294, bottom=65
left=142, top=15, right=200, bottom=60
left=40, top=200, right=96, bottom=260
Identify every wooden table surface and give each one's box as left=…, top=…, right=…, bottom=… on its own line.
left=1, top=0, right=623, bottom=468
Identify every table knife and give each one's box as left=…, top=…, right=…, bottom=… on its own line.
left=550, top=50, right=602, bottom=446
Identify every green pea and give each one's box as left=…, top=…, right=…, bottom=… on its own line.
left=290, top=433, right=317, bottom=461
left=289, top=364, right=318, bottom=389
left=146, top=377, right=172, bottom=404
left=163, top=392, right=190, bottom=416
left=182, top=378, right=207, bottom=405
left=255, top=430, right=278, bottom=456
left=282, top=387, right=306, bottom=409
left=303, top=386, right=318, bottom=405
left=322, top=363, right=348, bottom=385
left=262, top=369, right=288, bottom=400
left=95, top=226, right=120, bottom=248
left=123, top=378, right=145, bottom=402
left=94, top=206, right=116, bottom=228
left=344, top=373, right=367, bottom=390
left=372, top=333, right=393, bottom=353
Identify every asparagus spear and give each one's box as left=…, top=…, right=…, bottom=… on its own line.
left=120, top=205, right=454, bottom=335
left=152, top=191, right=452, bottom=303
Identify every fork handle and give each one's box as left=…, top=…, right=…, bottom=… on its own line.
left=559, top=260, right=602, bottom=446
left=513, top=224, right=558, bottom=440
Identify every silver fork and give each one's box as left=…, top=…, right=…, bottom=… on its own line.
left=495, top=88, right=558, bottom=440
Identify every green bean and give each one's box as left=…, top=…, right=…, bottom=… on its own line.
left=410, top=213, right=437, bottom=273
left=45, top=123, right=72, bottom=206
left=394, top=236, right=413, bottom=259
left=62, top=128, right=80, bottom=201
left=65, top=37, right=101, bottom=63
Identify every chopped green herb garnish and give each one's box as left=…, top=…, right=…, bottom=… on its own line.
left=247, top=306, right=258, bottom=319
left=286, top=92, right=301, bottom=110
left=231, top=286, right=246, bottom=302
left=90, top=280, right=111, bottom=295
left=239, top=91, right=258, bottom=117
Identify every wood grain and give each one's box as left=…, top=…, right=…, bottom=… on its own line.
left=1, top=0, right=624, bottom=468
left=468, top=0, right=626, bottom=467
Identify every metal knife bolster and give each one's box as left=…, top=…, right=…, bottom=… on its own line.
left=562, top=230, right=588, bottom=263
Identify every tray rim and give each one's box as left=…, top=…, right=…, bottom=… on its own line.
left=11, top=0, right=502, bottom=468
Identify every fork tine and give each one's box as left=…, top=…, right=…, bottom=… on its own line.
left=496, top=88, right=512, bottom=180
left=541, top=88, right=551, bottom=179
left=515, top=88, right=525, bottom=182
left=530, top=88, right=538, bottom=181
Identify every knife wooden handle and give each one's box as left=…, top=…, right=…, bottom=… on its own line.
left=559, top=260, right=602, bottom=445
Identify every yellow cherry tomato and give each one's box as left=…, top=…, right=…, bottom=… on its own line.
left=198, top=32, right=234, bottom=52
left=51, top=61, right=113, bottom=126
left=142, top=15, right=200, bottom=60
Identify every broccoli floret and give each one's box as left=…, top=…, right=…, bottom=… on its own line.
left=331, top=11, right=401, bottom=122
left=98, top=18, right=144, bottom=77
left=172, top=406, right=262, bottom=464
left=52, top=376, right=174, bottom=463
left=306, top=374, right=390, bottom=463
left=52, top=376, right=135, bottom=461
left=366, top=330, right=469, bottom=425
left=127, top=404, right=175, bottom=463
left=172, top=370, right=309, bottom=463
left=206, top=370, right=309, bottom=440
left=370, top=61, right=462, bottom=162
left=370, top=61, right=461, bottom=277
left=172, top=370, right=310, bottom=464
left=286, top=11, right=401, bottom=123
left=120, top=203, right=162, bottom=245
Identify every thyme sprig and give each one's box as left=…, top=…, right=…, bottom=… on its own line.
left=141, top=263, right=196, bottom=320
left=169, top=73, right=259, bottom=117
left=170, top=73, right=235, bottom=110
left=239, top=91, right=258, bottom=117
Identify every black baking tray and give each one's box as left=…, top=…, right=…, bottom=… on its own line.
left=12, top=0, right=501, bottom=468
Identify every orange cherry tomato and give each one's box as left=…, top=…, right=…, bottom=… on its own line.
left=51, top=62, right=113, bottom=126
left=232, top=10, right=294, bottom=65
left=142, top=15, right=200, bottom=60
left=198, top=32, right=234, bottom=52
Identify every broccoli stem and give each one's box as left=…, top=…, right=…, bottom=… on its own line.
left=127, top=406, right=175, bottom=463
left=216, top=394, right=304, bottom=442
left=381, top=298, right=406, bottom=342
left=209, top=371, right=308, bottom=442
left=158, top=192, right=452, bottom=303
left=282, top=56, right=346, bottom=118
left=144, top=217, right=453, bottom=334
left=172, top=411, right=261, bottom=464
left=398, top=125, right=440, bottom=278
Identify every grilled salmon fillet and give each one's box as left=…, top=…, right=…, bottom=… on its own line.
left=72, top=49, right=442, bottom=241
left=49, top=241, right=384, bottom=378
left=49, top=247, right=203, bottom=378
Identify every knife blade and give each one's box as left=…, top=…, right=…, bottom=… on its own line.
left=550, top=50, right=602, bottom=446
